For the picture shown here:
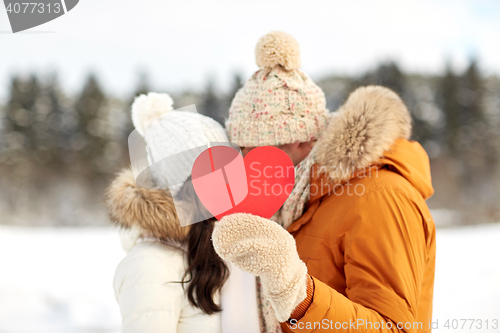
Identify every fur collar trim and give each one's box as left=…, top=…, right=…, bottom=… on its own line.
left=106, top=169, right=190, bottom=242
left=315, top=85, right=412, bottom=182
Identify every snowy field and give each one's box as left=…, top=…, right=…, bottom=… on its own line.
left=0, top=223, right=499, bottom=333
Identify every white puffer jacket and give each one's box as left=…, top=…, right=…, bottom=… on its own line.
left=114, top=238, right=222, bottom=333
left=107, top=169, right=261, bottom=333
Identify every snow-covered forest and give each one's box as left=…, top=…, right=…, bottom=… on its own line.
left=1, top=59, right=500, bottom=227
left=1, top=59, right=499, bottom=333
left=1, top=0, right=499, bottom=331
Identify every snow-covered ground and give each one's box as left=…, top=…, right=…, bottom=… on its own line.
left=432, top=224, right=500, bottom=332
left=0, top=227, right=124, bottom=333
left=0, top=223, right=499, bottom=333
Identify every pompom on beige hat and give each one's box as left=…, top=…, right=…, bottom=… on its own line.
left=226, top=31, right=329, bottom=147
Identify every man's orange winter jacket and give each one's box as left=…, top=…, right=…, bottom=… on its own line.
left=282, top=88, right=436, bottom=333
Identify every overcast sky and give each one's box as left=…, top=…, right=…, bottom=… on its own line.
left=1, top=0, right=499, bottom=103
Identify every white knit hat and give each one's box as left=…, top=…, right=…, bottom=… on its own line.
left=226, top=31, right=329, bottom=147
left=131, top=92, right=229, bottom=194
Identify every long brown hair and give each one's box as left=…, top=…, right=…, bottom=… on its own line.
left=182, top=218, right=228, bottom=314
left=175, top=178, right=229, bottom=315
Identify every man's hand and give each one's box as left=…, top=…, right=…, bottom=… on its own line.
left=212, top=213, right=308, bottom=322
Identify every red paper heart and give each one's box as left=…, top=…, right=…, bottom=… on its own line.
left=191, top=146, right=295, bottom=220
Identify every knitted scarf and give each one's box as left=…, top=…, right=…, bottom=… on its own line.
left=274, top=150, right=316, bottom=230
left=256, top=150, right=316, bottom=332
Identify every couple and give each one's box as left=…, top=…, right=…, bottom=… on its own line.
left=107, top=31, right=436, bottom=333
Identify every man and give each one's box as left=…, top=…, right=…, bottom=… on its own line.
left=213, top=31, right=436, bottom=333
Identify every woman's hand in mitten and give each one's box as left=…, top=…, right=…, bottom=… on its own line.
left=212, top=213, right=308, bottom=322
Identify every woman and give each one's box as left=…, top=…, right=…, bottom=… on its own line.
left=107, top=93, right=261, bottom=333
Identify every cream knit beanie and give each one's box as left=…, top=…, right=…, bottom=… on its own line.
left=226, top=31, right=329, bottom=147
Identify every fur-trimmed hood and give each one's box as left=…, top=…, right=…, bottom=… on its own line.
left=315, top=85, right=412, bottom=181
left=314, top=85, right=432, bottom=199
left=106, top=168, right=190, bottom=243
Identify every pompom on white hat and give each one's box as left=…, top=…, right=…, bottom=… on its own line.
left=132, top=92, right=175, bottom=137
left=226, top=31, right=329, bottom=147
left=131, top=92, right=229, bottom=194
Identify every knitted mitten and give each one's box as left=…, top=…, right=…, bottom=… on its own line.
left=212, top=213, right=308, bottom=322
